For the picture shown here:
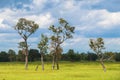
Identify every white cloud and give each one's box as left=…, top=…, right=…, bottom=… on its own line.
left=25, top=13, right=55, bottom=28
left=1, top=0, right=120, bottom=52
left=97, top=11, right=120, bottom=28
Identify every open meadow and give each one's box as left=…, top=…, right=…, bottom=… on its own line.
left=0, top=61, right=120, bottom=80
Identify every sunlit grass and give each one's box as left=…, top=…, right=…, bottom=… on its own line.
left=0, top=61, right=120, bottom=80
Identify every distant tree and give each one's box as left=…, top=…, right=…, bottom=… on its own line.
left=89, top=38, right=107, bottom=72
left=115, top=53, right=120, bottom=61
left=61, top=53, right=69, bottom=61
left=49, top=18, right=75, bottom=70
left=8, top=49, right=16, bottom=62
left=87, top=52, right=97, bottom=61
left=67, top=49, right=75, bottom=61
left=44, top=54, right=52, bottom=61
left=74, top=52, right=81, bottom=61
left=0, top=51, right=9, bottom=62
left=66, top=49, right=81, bottom=61
left=104, top=52, right=115, bottom=61
left=14, top=18, right=39, bottom=70
left=16, top=50, right=25, bottom=62
left=35, top=34, right=48, bottom=71
left=29, top=49, right=40, bottom=62
left=80, top=53, right=88, bottom=61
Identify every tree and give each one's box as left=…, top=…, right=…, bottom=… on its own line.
left=67, top=49, right=76, bottom=61
left=115, top=52, right=120, bottom=61
left=16, top=50, right=25, bottom=62
left=49, top=18, right=75, bottom=70
left=89, top=38, right=106, bottom=72
left=87, top=52, right=97, bottom=61
left=80, top=53, right=88, bottom=61
left=8, top=49, right=16, bottom=62
left=0, top=51, right=9, bottom=62
left=35, top=34, right=48, bottom=71
left=14, top=18, right=39, bottom=70
left=29, top=49, right=40, bottom=62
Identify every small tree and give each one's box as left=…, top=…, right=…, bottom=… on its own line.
left=35, top=34, right=48, bottom=71
left=14, top=18, right=39, bottom=70
left=89, top=38, right=106, bottom=72
left=8, top=49, right=16, bottom=62
left=49, top=18, right=75, bottom=70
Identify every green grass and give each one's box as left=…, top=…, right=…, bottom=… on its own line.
left=0, top=61, right=120, bottom=80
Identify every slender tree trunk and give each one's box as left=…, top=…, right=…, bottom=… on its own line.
left=56, top=55, right=59, bottom=70
left=100, top=59, right=106, bottom=72
left=25, top=55, right=28, bottom=70
left=52, top=55, right=55, bottom=70
left=41, top=54, right=44, bottom=71
left=25, top=39, right=28, bottom=70
left=56, top=58, right=59, bottom=70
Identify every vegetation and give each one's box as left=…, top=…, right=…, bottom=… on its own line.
left=0, top=18, right=120, bottom=79
left=49, top=18, right=75, bottom=70
left=89, top=38, right=106, bottom=72
left=36, top=34, right=48, bottom=71
left=0, top=49, right=120, bottom=62
left=0, top=61, right=120, bottom=80
left=14, top=18, right=39, bottom=70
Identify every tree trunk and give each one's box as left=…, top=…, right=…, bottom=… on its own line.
left=52, top=55, right=55, bottom=70
left=25, top=55, right=28, bottom=70
left=25, top=39, right=28, bottom=70
left=56, top=55, right=59, bottom=70
left=41, top=54, right=44, bottom=71
left=100, top=60, right=106, bottom=72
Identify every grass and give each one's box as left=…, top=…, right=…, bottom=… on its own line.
left=0, top=61, right=120, bottom=80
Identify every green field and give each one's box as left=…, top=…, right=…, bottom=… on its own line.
left=0, top=61, right=120, bottom=80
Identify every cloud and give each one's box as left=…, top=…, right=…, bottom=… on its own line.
left=0, top=0, right=120, bottom=52
left=25, top=13, right=55, bottom=29
left=75, top=9, right=120, bottom=38
left=92, top=0, right=120, bottom=12
left=62, top=34, right=90, bottom=52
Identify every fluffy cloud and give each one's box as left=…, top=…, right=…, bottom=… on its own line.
left=25, top=13, right=55, bottom=28
left=0, top=0, right=120, bottom=52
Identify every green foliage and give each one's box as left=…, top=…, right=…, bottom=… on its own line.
left=18, top=41, right=26, bottom=49
left=49, top=18, right=75, bottom=44
left=16, top=50, right=25, bottom=62
left=14, top=18, right=39, bottom=39
left=87, top=52, right=98, bottom=61
left=49, top=18, right=75, bottom=69
left=0, top=51, right=9, bottom=62
left=8, top=49, right=16, bottom=62
left=115, top=53, right=120, bottom=61
left=14, top=18, right=39, bottom=69
left=29, top=49, right=40, bottom=61
left=38, top=34, right=48, bottom=54
left=49, top=18, right=75, bottom=58
left=89, top=38, right=105, bottom=59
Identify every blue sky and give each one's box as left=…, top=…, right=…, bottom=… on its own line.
left=0, top=0, right=120, bottom=53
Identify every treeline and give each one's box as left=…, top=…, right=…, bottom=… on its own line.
left=0, top=49, right=120, bottom=62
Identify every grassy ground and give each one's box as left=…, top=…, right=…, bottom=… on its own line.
left=0, top=61, right=120, bottom=80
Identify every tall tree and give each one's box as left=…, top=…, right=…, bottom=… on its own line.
left=89, top=38, right=106, bottom=72
left=14, top=18, right=39, bottom=70
left=8, top=49, right=16, bottom=62
left=35, top=34, right=48, bottom=71
left=49, top=18, right=75, bottom=70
